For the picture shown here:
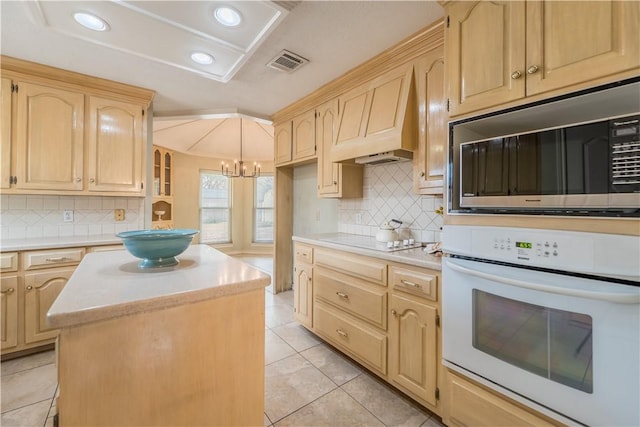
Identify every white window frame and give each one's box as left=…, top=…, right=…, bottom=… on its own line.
left=199, top=170, right=232, bottom=244
left=253, top=174, right=274, bottom=243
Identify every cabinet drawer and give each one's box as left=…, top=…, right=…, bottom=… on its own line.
left=389, top=266, right=438, bottom=302
left=315, top=267, right=387, bottom=330
left=294, top=243, right=313, bottom=264
left=447, top=371, right=558, bottom=427
left=87, top=245, right=124, bottom=253
left=314, top=303, right=387, bottom=375
left=23, top=248, right=85, bottom=270
left=315, top=248, right=387, bottom=285
left=0, top=253, right=18, bottom=272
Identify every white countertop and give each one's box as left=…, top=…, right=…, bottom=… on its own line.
left=293, top=233, right=442, bottom=270
left=1, top=234, right=122, bottom=251
left=47, top=244, right=271, bottom=329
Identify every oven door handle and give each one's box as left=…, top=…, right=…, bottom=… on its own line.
left=444, top=258, right=640, bottom=304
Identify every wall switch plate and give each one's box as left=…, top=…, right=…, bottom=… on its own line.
left=114, top=209, right=125, bottom=221
left=63, top=210, right=73, bottom=222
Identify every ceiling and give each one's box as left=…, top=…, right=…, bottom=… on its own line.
left=0, top=1, right=444, bottom=160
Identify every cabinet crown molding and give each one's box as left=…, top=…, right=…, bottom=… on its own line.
left=271, top=19, right=444, bottom=124
left=1, top=55, right=155, bottom=106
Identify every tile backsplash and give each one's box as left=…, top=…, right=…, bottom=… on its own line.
left=0, top=195, right=144, bottom=241
left=338, top=161, right=444, bottom=243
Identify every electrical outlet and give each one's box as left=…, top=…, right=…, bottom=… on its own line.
left=355, top=213, right=363, bottom=224
left=114, top=209, right=125, bottom=221
left=63, top=210, right=73, bottom=222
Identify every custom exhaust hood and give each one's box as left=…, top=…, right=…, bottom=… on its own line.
left=331, top=63, right=418, bottom=163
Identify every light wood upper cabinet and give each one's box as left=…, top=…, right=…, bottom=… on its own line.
left=525, top=1, right=640, bottom=95
left=332, top=63, right=417, bottom=162
left=389, top=293, right=438, bottom=407
left=292, top=109, right=316, bottom=161
left=446, top=1, right=525, bottom=117
left=1, top=78, right=12, bottom=189
left=88, top=96, right=144, bottom=194
left=14, top=81, right=85, bottom=191
left=274, top=121, right=292, bottom=165
left=316, top=98, right=363, bottom=198
left=414, top=46, right=446, bottom=195
left=1, top=275, right=18, bottom=350
left=446, top=0, right=640, bottom=117
left=24, top=267, right=74, bottom=344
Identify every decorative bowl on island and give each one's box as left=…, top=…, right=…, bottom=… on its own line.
left=116, top=229, right=199, bottom=268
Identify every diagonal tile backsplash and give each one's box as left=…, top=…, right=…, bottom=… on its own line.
left=338, top=161, right=443, bottom=243
left=0, top=195, right=144, bottom=241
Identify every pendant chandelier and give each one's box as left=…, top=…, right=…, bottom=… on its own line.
left=221, top=118, right=261, bottom=178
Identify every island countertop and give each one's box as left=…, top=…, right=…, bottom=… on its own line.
left=47, top=244, right=271, bottom=329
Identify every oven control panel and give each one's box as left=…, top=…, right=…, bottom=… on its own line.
left=471, top=229, right=595, bottom=270
left=443, top=225, right=640, bottom=280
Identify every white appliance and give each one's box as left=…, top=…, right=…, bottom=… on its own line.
left=442, top=225, right=640, bottom=426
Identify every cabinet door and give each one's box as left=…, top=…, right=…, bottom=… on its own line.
left=14, top=81, right=84, bottom=190
left=446, top=1, right=526, bottom=117
left=274, top=122, right=292, bottom=165
left=317, top=99, right=340, bottom=196
left=1, top=77, right=12, bottom=189
left=88, top=96, right=144, bottom=193
left=294, top=263, right=313, bottom=328
left=389, top=293, right=438, bottom=406
left=163, top=150, right=172, bottom=197
left=292, top=109, right=316, bottom=161
left=1, top=275, right=18, bottom=350
left=415, top=47, right=446, bottom=195
left=24, top=268, right=74, bottom=344
left=526, top=1, right=640, bottom=96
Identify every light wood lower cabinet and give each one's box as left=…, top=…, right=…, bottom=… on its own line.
left=444, top=370, right=562, bottom=427
left=1, top=275, right=19, bottom=350
left=297, top=242, right=442, bottom=417
left=294, top=262, right=313, bottom=328
left=1, top=244, right=123, bottom=356
left=23, top=268, right=74, bottom=344
left=389, top=293, right=438, bottom=407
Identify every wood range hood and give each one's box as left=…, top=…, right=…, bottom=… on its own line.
left=330, top=62, right=418, bottom=164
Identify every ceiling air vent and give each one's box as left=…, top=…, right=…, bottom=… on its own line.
left=267, top=49, right=309, bottom=73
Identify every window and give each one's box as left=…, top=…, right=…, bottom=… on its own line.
left=254, top=175, right=274, bottom=243
left=200, top=171, right=231, bottom=244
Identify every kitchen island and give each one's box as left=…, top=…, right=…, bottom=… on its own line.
left=47, top=244, right=271, bottom=427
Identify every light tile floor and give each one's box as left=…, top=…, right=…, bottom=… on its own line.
left=1, top=255, right=445, bottom=427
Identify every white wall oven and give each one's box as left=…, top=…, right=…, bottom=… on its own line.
left=442, top=225, right=640, bottom=426
left=448, top=78, right=640, bottom=217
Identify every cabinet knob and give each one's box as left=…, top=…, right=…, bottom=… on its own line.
left=527, top=65, right=539, bottom=74
left=511, top=70, right=522, bottom=80
left=89, top=178, right=96, bottom=183
left=26, top=285, right=33, bottom=291
left=75, top=177, right=81, bottom=182
left=1, top=288, right=14, bottom=294
left=420, top=171, right=425, bottom=177
left=333, top=181, right=337, bottom=185
left=391, top=309, right=398, bottom=317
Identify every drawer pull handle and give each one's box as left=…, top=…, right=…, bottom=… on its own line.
left=401, top=279, right=420, bottom=288
left=336, top=291, right=349, bottom=299
left=1, top=288, right=14, bottom=295
left=336, top=329, right=348, bottom=338
left=46, top=257, right=70, bottom=262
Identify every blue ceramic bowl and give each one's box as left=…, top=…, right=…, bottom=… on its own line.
left=116, top=229, right=199, bottom=268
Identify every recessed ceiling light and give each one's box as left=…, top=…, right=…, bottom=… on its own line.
left=73, top=12, right=110, bottom=32
left=214, top=7, right=242, bottom=27
left=191, top=52, right=214, bottom=65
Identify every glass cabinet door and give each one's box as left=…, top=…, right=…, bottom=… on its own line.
left=153, top=149, right=161, bottom=196
left=164, top=152, right=171, bottom=196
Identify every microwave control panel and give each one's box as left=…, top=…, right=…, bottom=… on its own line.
left=469, top=229, right=595, bottom=271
